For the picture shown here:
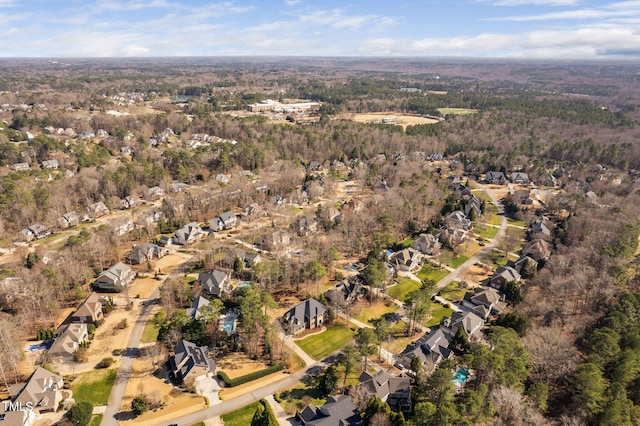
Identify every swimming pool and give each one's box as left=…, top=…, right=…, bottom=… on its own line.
left=453, top=368, right=469, bottom=386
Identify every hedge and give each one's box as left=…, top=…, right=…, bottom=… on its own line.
left=217, top=364, right=284, bottom=387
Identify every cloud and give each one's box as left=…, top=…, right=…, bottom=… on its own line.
left=487, top=0, right=640, bottom=21
left=285, top=0, right=302, bottom=5
left=96, top=0, right=174, bottom=11
left=477, top=0, right=582, bottom=6
left=0, top=0, right=17, bottom=6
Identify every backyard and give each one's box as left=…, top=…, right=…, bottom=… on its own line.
left=425, top=301, right=454, bottom=327
left=438, top=282, right=467, bottom=302
left=353, top=300, right=399, bottom=325
left=388, top=277, right=421, bottom=301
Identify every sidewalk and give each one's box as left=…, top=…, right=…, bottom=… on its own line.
left=266, top=394, right=299, bottom=426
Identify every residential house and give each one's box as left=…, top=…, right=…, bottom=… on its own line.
left=281, top=298, right=327, bottom=336
left=120, top=146, right=134, bottom=156
left=298, top=395, right=362, bottom=426
left=260, top=230, right=291, bottom=250
left=511, top=255, right=538, bottom=278
left=510, top=172, right=530, bottom=184
left=411, top=233, right=441, bottom=256
left=225, top=248, right=261, bottom=268
left=324, top=276, right=364, bottom=306
left=135, top=208, right=162, bottom=228
left=388, top=248, right=422, bottom=272
left=93, top=262, right=136, bottom=292
left=530, top=219, right=552, bottom=241
left=488, top=266, right=521, bottom=290
left=30, top=224, right=50, bottom=239
left=438, top=227, right=468, bottom=249
left=120, top=196, right=141, bottom=210
left=291, top=216, right=318, bottom=236
left=447, top=210, right=472, bottom=231
left=398, top=328, right=454, bottom=373
left=71, top=293, right=104, bottom=324
left=41, top=159, right=59, bottom=169
left=461, top=286, right=507, bottom=318
left=307, top=161, right=324, bottom=172
left=197, top=270, right=231, bottom=297
left=209, top=211, right=237, bottom=232
left=16, top=228, right=34, bottom=242
left=522, top=239, right=552, bottom=262
left=186, top=296, right=210, bottom=321
left=12, top=162, right=31, bottom=172
left=440, top=311, right=485, bottom=341
left=128, top=243, right=169, bottom=265
left=358, top=370, right=412, bottom=413
left=57, top=211, right=80, bottom=229
left=445, top=175, right=463, bottom=187
left=48, top=323, right=88, bottom=363
left=214, top=174, right=230, bottom=185
left=485, top=171, right=506, bottom=185
left=87, top=201, right=109, bottom=219
left=109, top=217, right=134, bottom=237
left=158, top=235, right=172, bottom=247
left=0, top=367, right=63, bottom=424
left=464, top=194, right=482, bottom=218
left=172, top=222, right=205, bottom=245
left=169, top=340, right=215, bottom=385
left=508, top=189, right=534, bottom=206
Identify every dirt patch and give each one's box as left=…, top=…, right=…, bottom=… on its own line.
left=127, top=277, right=162, bottom=299
left=119, top=356, right=205, bottom=426
left=216, top=353, right=270, bottom=379
left=220, top=370, right=290, bottom=401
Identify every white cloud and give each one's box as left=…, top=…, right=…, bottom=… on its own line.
left=0, top=0, right=17, bottom=6
left=477, top=0, right=582, bottom=6
left=285, top=0, right=302, bottom=5
left=96, top=0, right=174, bottom=11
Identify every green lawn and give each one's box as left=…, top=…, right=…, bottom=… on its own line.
left=279, top=383, right=327, bottom=413
left=426, top=302, right=454, bottom=327
left=474, top=224, right=499, bottom=240
left=437, top=107, right=478, bottom=115
left=402, top=238, right=415, bottom=247
left=507, top=217, right=527, bottom=228
left=438, top=282, right=467, bottom=302
left=388, top=277, right=421, bottom=302
left=449, top=255, right=470, bottom=269
left=416, top=264, right=449, bottom=283
left=296, top=325, right=355, bottom=360
left=190, top=422, right=205, bottom=426
left=354, top=301, right=399, bottom=325
left=140, top=318, right=160, bottom=343
left=88, top=415, right=103, bottom=426
left=221, top=402, right=260, bottom=426
left=71, top=368, right=117, bottom=405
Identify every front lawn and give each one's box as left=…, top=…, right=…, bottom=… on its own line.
left=296, top=325, right=355, bottom=360
left=221, top=402, right=260, bottom=426
left=438, top=282, right=467, bottom=302
left=71, top=368, right=117, bottom=405
left=388, top=277, right=421, bottom=302
left=425, top=302, right=454, bottom=327
left=507, top=217, right=527, bottom=228
left=474, top=224, right=499, bottom=240
left=353, top=300, right=399, bottom=325
left=88, top=415, right=103, bottom=426
left=416, top=264, right=449, bottom=283
left=140, top=318, right=160, bottom=343
left=450, top=255, right=470, bottom=269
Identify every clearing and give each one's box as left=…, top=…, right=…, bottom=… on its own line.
left=296, top=324, right=355, bottom=360
left=347, top=112, right=440, bottom=129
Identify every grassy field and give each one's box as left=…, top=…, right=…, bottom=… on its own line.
left=438, top=282, right=467, bottom=302
left=88, top=415, right=103, bottom=426
left=474, top=224, right=499, bottom=240
left=354, top=301, right=399, bottom=325
left=221, top=402, right=260, bottom=426
left=507, top=217, right=527, bottom=228
left=190, top=423, right=205, bottom=426
left=140, top=318, right=160, bottom=343
left=71, top=368, right=117, bottom=405
left=449, top=255, right=470, bottom=269
left=296, top=325, right=355, bottom=360
left=388, top=277, right=421, bottom=301
left=279, top=382, right=328, bottom=414
left=416, top=264, right=449, bottom=283
left=438, top=107, right=478, bottom=115
left=426, top=302, right=454, bottom=327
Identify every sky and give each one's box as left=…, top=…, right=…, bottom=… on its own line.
left=1, top=0, right=639, bottom=59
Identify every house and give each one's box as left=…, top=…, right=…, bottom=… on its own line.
left=197, top=270, right=230, bottom=297
left=511, top=255, right=538, bottom=278
left=281, top=298, right=327, bottom=336
left=172, top=222, right=205, bottom=245
left=0, top=367, right=63, bottom=424
left=438, top=227, right=468, bottom=249
left=186, top=296, right=210, bottom=321
left=41, top=159, right=59, bottom=169
left=120, top=196, right=141, bottom=210
left=158, top=235, right=172, bottom=247
left=445, top=175, right=463, bottom=187
left=291, top=216, right=318, bottom=236
left=169, top=340, right=215, bottom=385
left=135, top=208, right=163, bottom=227
left=388, top=248, right=422, bottom=272
left=411, top=233, right=441, bottom=256
left=440, top=311, right=485, bottom=340
left=510, top=172, right=530, bottom=184
left=226, top=248, right=261, bottom=268
left=324, top=276, right=364, bottom=306
left=398, top=328, right=454, bottom=372
left=48, top=323, right=89, bottom=363
left=446, top=210, right=472, bottom=231
left=307, top=161, right=324, bottom=172
left=488, top=266, right=521, bottom=290
left=128, top=243, right=169, bottom=265
left=485, top=171, right=506, bottom=185
left=16, top=228, right=34, bottom=242
left=209, top=211, right=236, bottom=231
left=530, top=219, right=552, bottom=241
left=522, top=239, right=552, bottom=262
left=260, top=230, right=291, bottom=250
left=461, top=286, right=507, bottom=318
left=358, top=370, right=412, bottom=413
left=93, top=262, right=136, bottom=292
left=12, top=162, right=31, bottom=172
left=214, top=174, right=230, bottom=185
left=464, top=194, right=482, bottom=218
left=298, top=395, right=362, bottom=426
left=508, top=189, right=534, bottom=206
left=71, top=293, right=104, bottom=324
left=109, top=217, right=134, bottom=237
left=57, top=211, right=80, bottom=229
left=87, top=201, right=109, bottom=219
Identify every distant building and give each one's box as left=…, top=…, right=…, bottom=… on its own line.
left=169, top=340, right=215, bottom=386
left=197, top=270, right=231, bottom=298
left=281, top=298, right=326, bottom=336
left=41, top=159, right=59, bottom=169
left=93, top=262, right=136, bottom=292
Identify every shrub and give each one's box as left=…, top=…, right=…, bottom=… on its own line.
left=68, top=401, right=93, bottom=426
left=131, top=395, right=148, bottom=416
left=96, top=358, right=114, bottom=369
left=217, top=364, right=284, bottom=387
left=117, top=319, right=128, bottom=329
left=112, top=349, right=122, bottom=356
